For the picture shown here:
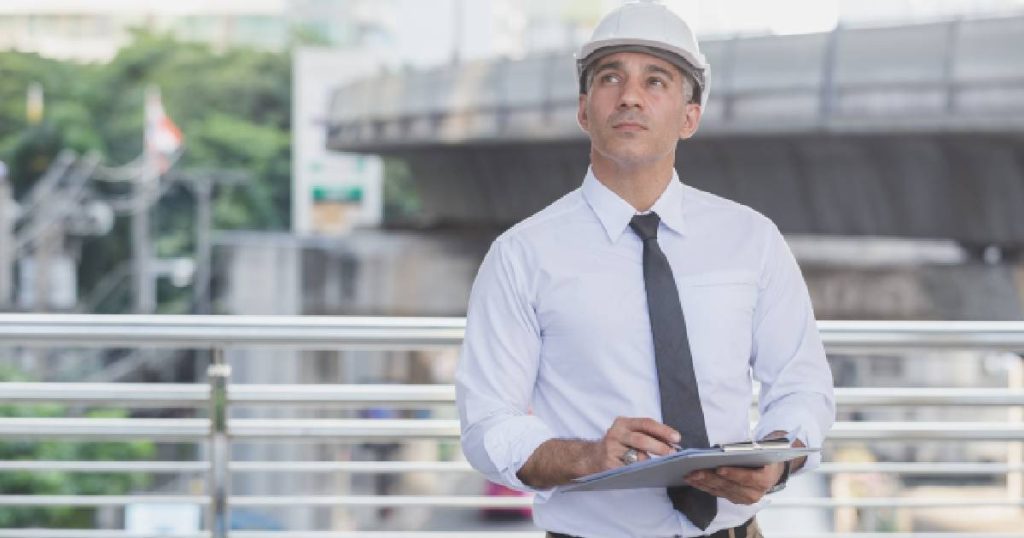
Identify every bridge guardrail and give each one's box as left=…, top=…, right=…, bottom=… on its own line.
left=2, top=314, right=1024, bottom=536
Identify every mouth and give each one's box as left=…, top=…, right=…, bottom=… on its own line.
left=612, top=122, right=647, bottom=132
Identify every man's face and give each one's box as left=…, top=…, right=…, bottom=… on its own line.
left=577, top=51, right=702, bottom=168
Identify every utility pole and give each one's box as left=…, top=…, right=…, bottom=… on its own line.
left=133, top=156, right=157, bottom=314
left=33, top=217, right=63, bottom=312
left=171, top=169, right=246, bottom=315
left=193, top=177, right=212, bottom=315
left=0, top=161, right=13, bottom=308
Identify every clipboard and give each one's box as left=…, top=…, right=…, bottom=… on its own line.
left=563, top=440, right=819, bottom=492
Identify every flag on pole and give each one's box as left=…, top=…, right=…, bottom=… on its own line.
left=144, top=86, right=183, bottom=173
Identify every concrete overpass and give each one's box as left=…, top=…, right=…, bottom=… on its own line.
left=326, top=15, right=1024, bottom=249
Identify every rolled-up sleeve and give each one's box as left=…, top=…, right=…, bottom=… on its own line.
left=456, top=236, right=556, bottom=492
left=751, top=224, right=836, bottom=473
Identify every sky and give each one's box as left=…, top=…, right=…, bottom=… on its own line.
left=681, top=0, right=1024, bottom=36
left=387, top=0, right=1024, bottom=68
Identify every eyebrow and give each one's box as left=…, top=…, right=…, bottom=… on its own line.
left=592, top=60, right=624, bottom=76
left=592, top=60, right=676, bottom=81
left=645, top=64, right=676, bottom=80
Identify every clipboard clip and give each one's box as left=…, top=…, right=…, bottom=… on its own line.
left=714, top=439, right=790, bottom=452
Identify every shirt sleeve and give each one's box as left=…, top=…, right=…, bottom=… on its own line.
left=750, top=223, right=836, bottom=474
left=455, top=236, right=556, bottom=493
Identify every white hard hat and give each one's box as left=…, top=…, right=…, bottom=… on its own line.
left=576, top=0, right=710, bottom=107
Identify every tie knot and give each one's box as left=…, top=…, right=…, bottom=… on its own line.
left=629, top=212, right=661, bottom=241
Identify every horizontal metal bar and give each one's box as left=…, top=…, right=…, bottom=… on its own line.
left=0, top=495, right=531, bottom=508
left=2, top=315, right=1024, bottom=352
left=0, top=314, right=465, bottom=349
left=0, top=418, right=462, bottom=439
left=0, top=383, right=456, bottom=406
left=230, top=419, right=461, bottom=439
left=229, top=532, right=1024, bottom=538
left=0, top=531, right=563, bottom=538
left=0, top=533, right=214, bottom=538
left=0, top=495, right=209, bottom=506
left=0, top=460, right=474, bottom=474
left=229, top=461, right=472, bottom=473
left=817, top=320, right=1024, bottom=352
left=3, top=495, right=1024, bottom=510
left=815, top=462, right=1024, bottom=475
left=0, top=418, right=210, bottom=440
left=0, top=461, right=210, bottom=472
left=230, top=384, right=456, bottom=405
left=770, top=497, right=1024, bottom=508
left=2, top=460, right=1020, bottom=477
left=2, top=383, right=1022, bottom=407
left=782, top=535, right=1024, bottom=538
left=1, top=418, right=1020, bottom=440
left=211, top=534, right=1024, bottom=538
left=827, top=421, right=1024, bottom=441
left=3, top=529, right=1024, bottom=538
left=0, top=382, right=209, bottom=405
left=227, top=534, right=541, bottom=538
left=834, top=387, right=1024, bottom=406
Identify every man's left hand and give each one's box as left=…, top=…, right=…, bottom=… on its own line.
left=684, top=463, right=783, bottom=505
left=685, top=431, right=805, bottom=504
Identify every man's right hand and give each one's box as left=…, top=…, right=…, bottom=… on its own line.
left=517, top=417, right=681, bottom=489
left=587, top=416, right=681, bottom=471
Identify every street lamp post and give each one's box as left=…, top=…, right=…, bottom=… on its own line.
left=0, top=161, right=13, bottom=308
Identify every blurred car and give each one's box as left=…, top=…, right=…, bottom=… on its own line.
left=481, top=481, right=532, bottom=521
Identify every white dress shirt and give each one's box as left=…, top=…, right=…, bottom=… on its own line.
left=456, top=168, right=835, bottom=537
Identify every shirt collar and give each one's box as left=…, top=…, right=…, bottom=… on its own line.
left=581, top=167, right=687, bottom=244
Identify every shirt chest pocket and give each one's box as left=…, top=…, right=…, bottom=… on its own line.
left=678, top=271, right=759, bottom=385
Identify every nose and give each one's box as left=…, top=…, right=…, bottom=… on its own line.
left=617, top=76, right=645, bottom=110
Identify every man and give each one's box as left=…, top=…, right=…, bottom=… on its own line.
left=456, top=1, right=835, bottom=536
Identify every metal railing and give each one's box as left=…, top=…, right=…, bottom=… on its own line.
left=1, top=314, right=1024, bottom=537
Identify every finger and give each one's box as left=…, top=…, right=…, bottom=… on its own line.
left=624, top=446, right=651, bottom=463
left=686, top=470, right=764, bottom=504
left=623, top=431, right=675, bottom=457
left=714, top=465, right=777, bottom=491
left=702, top=471, right=766, bottom=504
left=621, top=417, right=681, bottom=446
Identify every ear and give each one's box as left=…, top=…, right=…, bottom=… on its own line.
left=576, top=94, right=590, bottom=133
left=678, top=103, right=703, bottom=140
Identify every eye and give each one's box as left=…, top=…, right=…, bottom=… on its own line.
left=599, top=73, right=622, bottom=84
left=648, top=77, right=667, bottom=88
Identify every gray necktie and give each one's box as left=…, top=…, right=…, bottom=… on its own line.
left=629, top=212, right=717, bottom=531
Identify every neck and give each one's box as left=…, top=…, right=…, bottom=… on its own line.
left=589, top=151, right=677, bottom=212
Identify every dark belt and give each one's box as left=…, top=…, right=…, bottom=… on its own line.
left=546, top=516, right=756, bottom=538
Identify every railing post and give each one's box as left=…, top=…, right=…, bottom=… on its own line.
left=0, top=170, right=14, bottom=309
left=208, top=347, right=231, bottom=538
left=1008, top=353, right=1023, bottom=511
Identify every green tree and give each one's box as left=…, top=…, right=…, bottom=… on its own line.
left=0, top=369, right=155, bottom=527
left=0, top=30, right=293, bottom=313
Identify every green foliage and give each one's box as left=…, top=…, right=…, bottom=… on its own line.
left=0, top=369, right=155, bottom=527
left=382, top=157, right=421, bottom=224
left=0, top=31, right=293, bottom=312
